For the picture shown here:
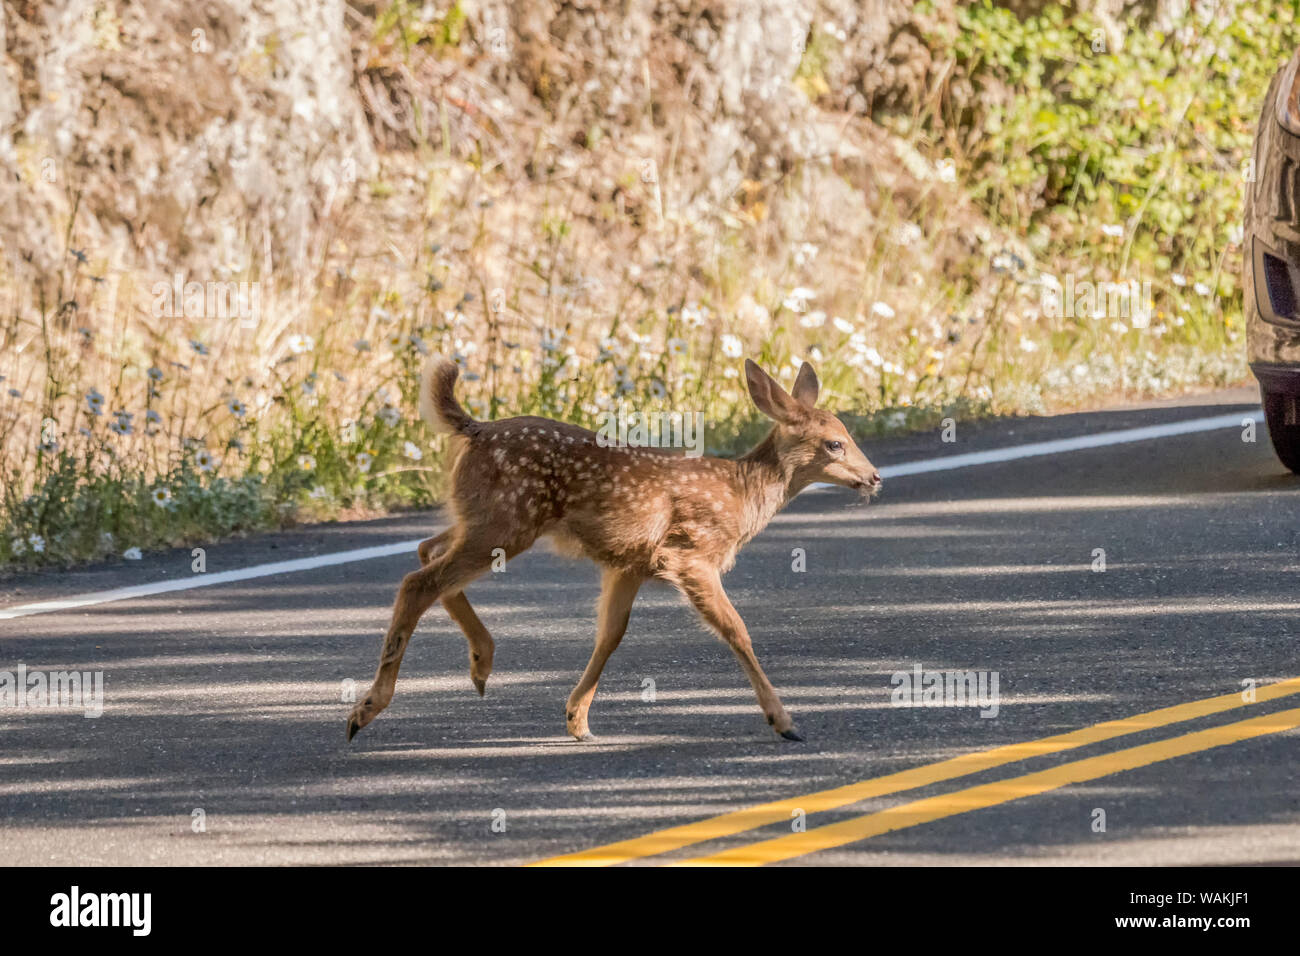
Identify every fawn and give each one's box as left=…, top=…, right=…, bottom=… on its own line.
left=346, top=356, right=881, bottom=743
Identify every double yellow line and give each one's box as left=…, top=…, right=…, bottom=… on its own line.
left=531, top=677, right=1300, bottom=867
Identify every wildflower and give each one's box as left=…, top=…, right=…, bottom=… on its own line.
left=296, top=454, right=317, bottom=472
left=356, top=452, right=373, bottom=473
left=147, top=366, right=164, bottom=383
left=832, top=316, right=855, bottom=334
left=145, top=409, right=163, bottom=426
left=108, top=418, right=131, bottom=436
left=723, top=366, right=740, bottom=379
left=667, top=337, right=688, bottom=357
left=721, top=334, right=743, bottom=358
left=541, top=329, right=566, bottom=352
left=151, top=486, right=172, bottom=507
left=309, top=485, right=328, bottom=500
left=385, top=332, right=405, bottom=350
left=403, top=441, right=423, bottom=461
left=11, top=537, right=26, bottom=556
left=649, top=378, right=667, bottom=400
left=1101, top=224, right=1125, bottom=238
left=598, top=336, right=624, bottom=361
left=1109, top=322, right=1129, bottom=334
left=782, top=287, right=815, bottom=313
left=893, top=223, right=922, bottom=246
left=38, top=436, right=58, bottom=453
left=85, top=389, right=105, bottom=416
left=409, top=334, right=429, bottom=355
left=227, top=397, right=248, bottom=417
left=354, top=339, right=371, bottom=351
left=287, top=333, right=315, bottom=354
left=7, top=388, right=20, bottom=399
left=871, top=301, right=897, bottom=319
left=681, top=303, right=707, bottom=328
left=793, top=242, right=819, bottom=267
left=377, top=404, right=401, bottom=426
left=466, top=397, right=488, bottom=415
left=123, top=546, right=142, bottom=560
left=1194, top=282, right=1212, bottom=297
left=195, top=448, right=218, bottom=472
left=189, top=340, right=209, bottom=356
left=29, top=534, right=45, bottom=553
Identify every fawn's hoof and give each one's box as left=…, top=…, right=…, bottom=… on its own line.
left=472, top=676, right=487, bottom=696
left=346, top=700, right=378, bottom=741
left=573, top=731, right=597, bottom=742
left=779, top=728, right=805, bottom=742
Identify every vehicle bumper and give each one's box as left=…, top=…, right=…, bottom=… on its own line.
left=1251, top=361, right=1300, bottom=396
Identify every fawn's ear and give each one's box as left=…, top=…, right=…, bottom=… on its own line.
left=744, top=359, right=805, bottom=423
left=791, top=361, right=819, bottom=408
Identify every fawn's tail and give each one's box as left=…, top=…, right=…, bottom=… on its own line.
left=419, top=357, right=476, bottom=435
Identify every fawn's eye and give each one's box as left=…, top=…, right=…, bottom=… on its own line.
left=824, top=440, right=844, bottom=453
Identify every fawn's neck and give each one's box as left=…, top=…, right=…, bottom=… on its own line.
left=734, top=431, right=806, bottom=543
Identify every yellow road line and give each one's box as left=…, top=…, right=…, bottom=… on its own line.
left=677, top=706, right=1300, bottom=865
left=529, top=677, right=1300, bottom=866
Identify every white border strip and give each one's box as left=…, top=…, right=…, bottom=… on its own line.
left=0, top=409, right=1263, bottom=621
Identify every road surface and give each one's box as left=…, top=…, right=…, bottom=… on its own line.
left=2, top=387, right=1299, bottom=865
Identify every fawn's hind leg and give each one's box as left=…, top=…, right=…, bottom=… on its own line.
left=565, top=568, right=642, bottom=741
left=417, top=529, right=495, bottom=694
left=347, top=540, right=496, bottom=741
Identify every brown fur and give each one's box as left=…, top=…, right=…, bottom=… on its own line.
left=347, top=356, right=881, bottom=742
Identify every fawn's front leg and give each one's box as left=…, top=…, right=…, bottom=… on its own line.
left=565, top=568, right=642, bottom=740
left=677, top=566, right=801, bottom=741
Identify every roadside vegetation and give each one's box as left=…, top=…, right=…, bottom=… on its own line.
left=3, top=1, right=1296, bottom=569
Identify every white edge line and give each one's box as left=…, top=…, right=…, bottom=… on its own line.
left=0, top=409, right=1265, bottom=620
left=0, top=540, right=422, bottom=620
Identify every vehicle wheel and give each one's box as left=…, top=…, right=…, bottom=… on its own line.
left=1263, top=391, right=1300, bottom=474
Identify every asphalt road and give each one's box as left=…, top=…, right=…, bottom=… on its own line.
left=3, top=386, right=1299, bottom=866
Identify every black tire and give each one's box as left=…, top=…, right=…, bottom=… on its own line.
left=1263, top=391, right=1300, bottom=474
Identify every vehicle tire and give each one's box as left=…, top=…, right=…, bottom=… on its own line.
left=1263, top=391, right=1300, bottom=474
